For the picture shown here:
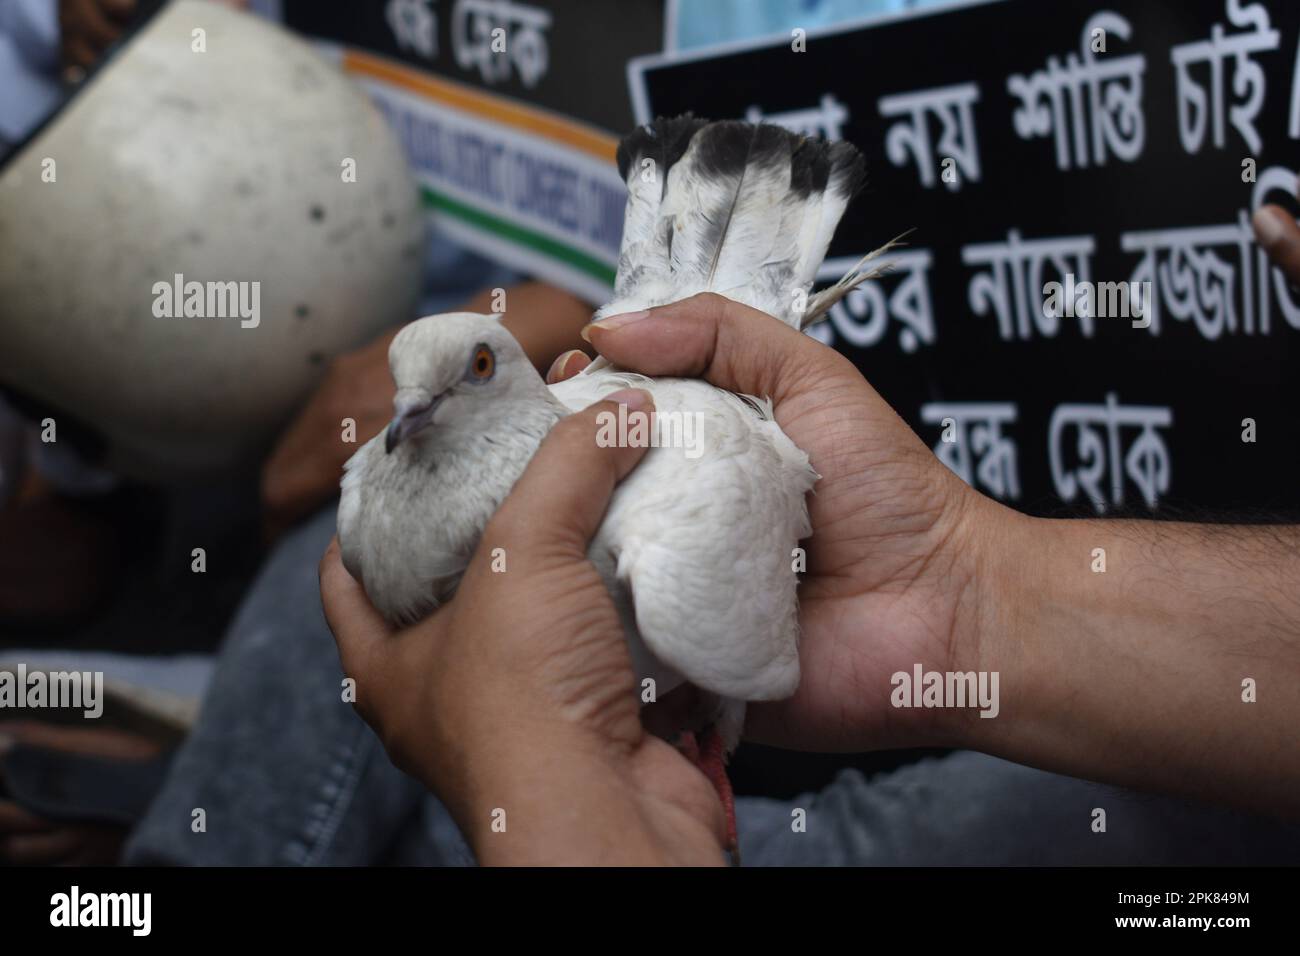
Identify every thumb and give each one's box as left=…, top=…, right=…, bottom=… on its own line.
left=487, top=389, right=654, bottom=558
left=580, top=292, right=841, bottom=405
left=1253, top=205, right=1300, bottom=286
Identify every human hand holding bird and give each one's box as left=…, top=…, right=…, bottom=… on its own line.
left=321, top=291, right=994, bottom=864
left=321, top=117, right=998, bottom=862
left=320, top=388, right=731, bottom=866
left=573, top=294, right=991, bottom=756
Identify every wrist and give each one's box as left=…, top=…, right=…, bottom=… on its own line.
left=941, top=499, right=1056, bottom=753
left=444, top=723, right=727, bottom=865
left=436, top=724, right=648, bottom=865
left=944, top=510, right=1136, bottom=762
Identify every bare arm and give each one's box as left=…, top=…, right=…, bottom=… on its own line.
left=582, top=295, right=1300, bottom=820
left=322, top=294, right=1300, bottom=865
left=959, top=511, right=1300, bottom=817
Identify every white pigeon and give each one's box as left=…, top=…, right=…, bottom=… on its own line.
left=338, top=117, right=871, bottom=835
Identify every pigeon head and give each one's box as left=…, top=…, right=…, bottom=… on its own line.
left=384, top=312, right=540, bottom=453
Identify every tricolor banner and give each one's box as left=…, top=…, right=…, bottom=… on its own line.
left=283, top=0, right=668, bottom=304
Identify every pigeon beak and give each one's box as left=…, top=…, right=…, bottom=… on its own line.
left=385, top=391, right=442, bottom=453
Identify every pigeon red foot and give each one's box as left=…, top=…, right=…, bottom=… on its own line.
left=677, top=727, right=739, bottom=865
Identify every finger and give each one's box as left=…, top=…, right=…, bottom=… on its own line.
left=63, top=36, right=98, bottom=70
left=64, top=826, right=126, bottom=866
left=319, top=537, right=395, bottom=677
left=261, top=437, right=335, bottom=533
left=99, top=0, right=137, bottom=22
left=581, top=292, right=833, bottom=406
left=73, top=0, right=124, bottom=50
left=262, top=359, right=393, bottom=534
left=545, top=349, right=591, bottom=384
left=489, top=390, right=654, bottom=556
left=2, top=828, right=83, bottom=865
left=0, top=802, right=52, bottom=835
left=0, top=721, right=157, bottom=759
left=1253, top=205, right=1300, bottom=286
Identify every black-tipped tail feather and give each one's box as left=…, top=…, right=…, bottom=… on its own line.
left=607, top=115, right=871, bottom=326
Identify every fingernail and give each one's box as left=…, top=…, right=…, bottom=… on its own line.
left=1253, top=206, right=1286, bottom=246
left=580, top=309, right=651, bottom=342
left=547, top=349, right=586, bottom=381
left=603, top=388, right=652, bottom=412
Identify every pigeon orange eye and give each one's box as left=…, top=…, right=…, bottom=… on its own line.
left=470, top=345, right=494, bottom=381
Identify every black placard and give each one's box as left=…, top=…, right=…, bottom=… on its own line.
left=284, top=0, right=665, bottom=134
left=633, top=0, right=1300, bottom=519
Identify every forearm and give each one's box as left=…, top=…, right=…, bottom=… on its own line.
left=368, top=282, right=591, bottom=370
left=961, top=509, right=1300, bottom=817
left=506, top=285, right=593, bottom=370
left=468, top=281, right=593, bottom=371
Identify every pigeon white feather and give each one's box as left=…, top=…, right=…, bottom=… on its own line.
left=338, top=118, right=869, bottom=753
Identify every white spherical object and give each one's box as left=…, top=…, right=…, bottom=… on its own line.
left=0, top=0, right=424, bottom=480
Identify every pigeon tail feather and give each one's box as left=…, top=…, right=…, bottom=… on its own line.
left=800, top=229, right=915, bottom=330
left=597, top=115, right=865, bottom=328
